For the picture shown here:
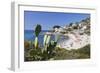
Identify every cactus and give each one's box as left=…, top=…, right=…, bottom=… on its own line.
left=46, top=40, right=57, bottom=59
left=55, top=34, right=60, bottom=42
left=43, top=34, right=51, bottom=51
left=34, top=24, right=41, bottom=49
left=42, top=33, right=61, bottom=59
left=43, top=34, right=48, bottom=46
left=46, top=35, right=51, bottom=45
left=35, top=24, right=41, bottom=37
left=43, top=35, right=51, bottom=45
left=34, top=37, right=38, bottom=49
left=28, top=24, right=61, bottom=60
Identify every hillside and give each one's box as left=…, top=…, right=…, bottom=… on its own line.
left=53, top=17, right=90, bottom=50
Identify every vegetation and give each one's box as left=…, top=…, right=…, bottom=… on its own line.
left=69, top=23, right=73, bottom=27
left=24, top=42, right=90, bottom=61
left=25, top=24, right=59, bottom=61
left=24, top=17, right=91, bottom=61
left=34, top=24, right=41, bottom=49
left=53, top=25, right=61, bottom=29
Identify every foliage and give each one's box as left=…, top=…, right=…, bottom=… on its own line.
left=69, top=23, right=73, bottom=27
left=53, top=25, right=61, bottom=29
left=25, top=43, right=90, bottom=61
left=76, top=44, right=90, bottom=56
left=25, top=24, right=59, bottom=61
left=24, top=24, right=90, bottom=61
left=34, top=24, right=41, bottom=49
left=35, top=24, right=41, bottom=37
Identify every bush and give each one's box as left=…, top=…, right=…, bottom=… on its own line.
left=76, top=44, right=90, bottom=55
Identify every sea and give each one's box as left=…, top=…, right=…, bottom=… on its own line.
left=24, top=30, right=55, bottom=46
left=24, top=30, right=69, bottom=47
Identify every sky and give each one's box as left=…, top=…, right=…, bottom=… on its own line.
left=24, top=11, right=90, bottom=30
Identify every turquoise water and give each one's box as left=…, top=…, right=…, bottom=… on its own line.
left=24, top=30, right=55, bottom=46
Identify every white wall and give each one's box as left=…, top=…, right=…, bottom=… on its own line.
left=0, top=0, right=100, bottom=73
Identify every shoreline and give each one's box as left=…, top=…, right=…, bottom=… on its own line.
left=25, top=30, right=90, bottom=50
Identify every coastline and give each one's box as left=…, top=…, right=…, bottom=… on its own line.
left=57, top=33, right=90, bottom=50
left=24, top=30, right=90, bottom=50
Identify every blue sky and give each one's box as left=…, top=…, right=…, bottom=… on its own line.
left=24, top=11, right=90, bottom=30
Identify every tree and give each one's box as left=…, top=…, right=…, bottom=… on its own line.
left=53, top=25, right=61, bottom=29
left=69, top=23, right=73, bottom=27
